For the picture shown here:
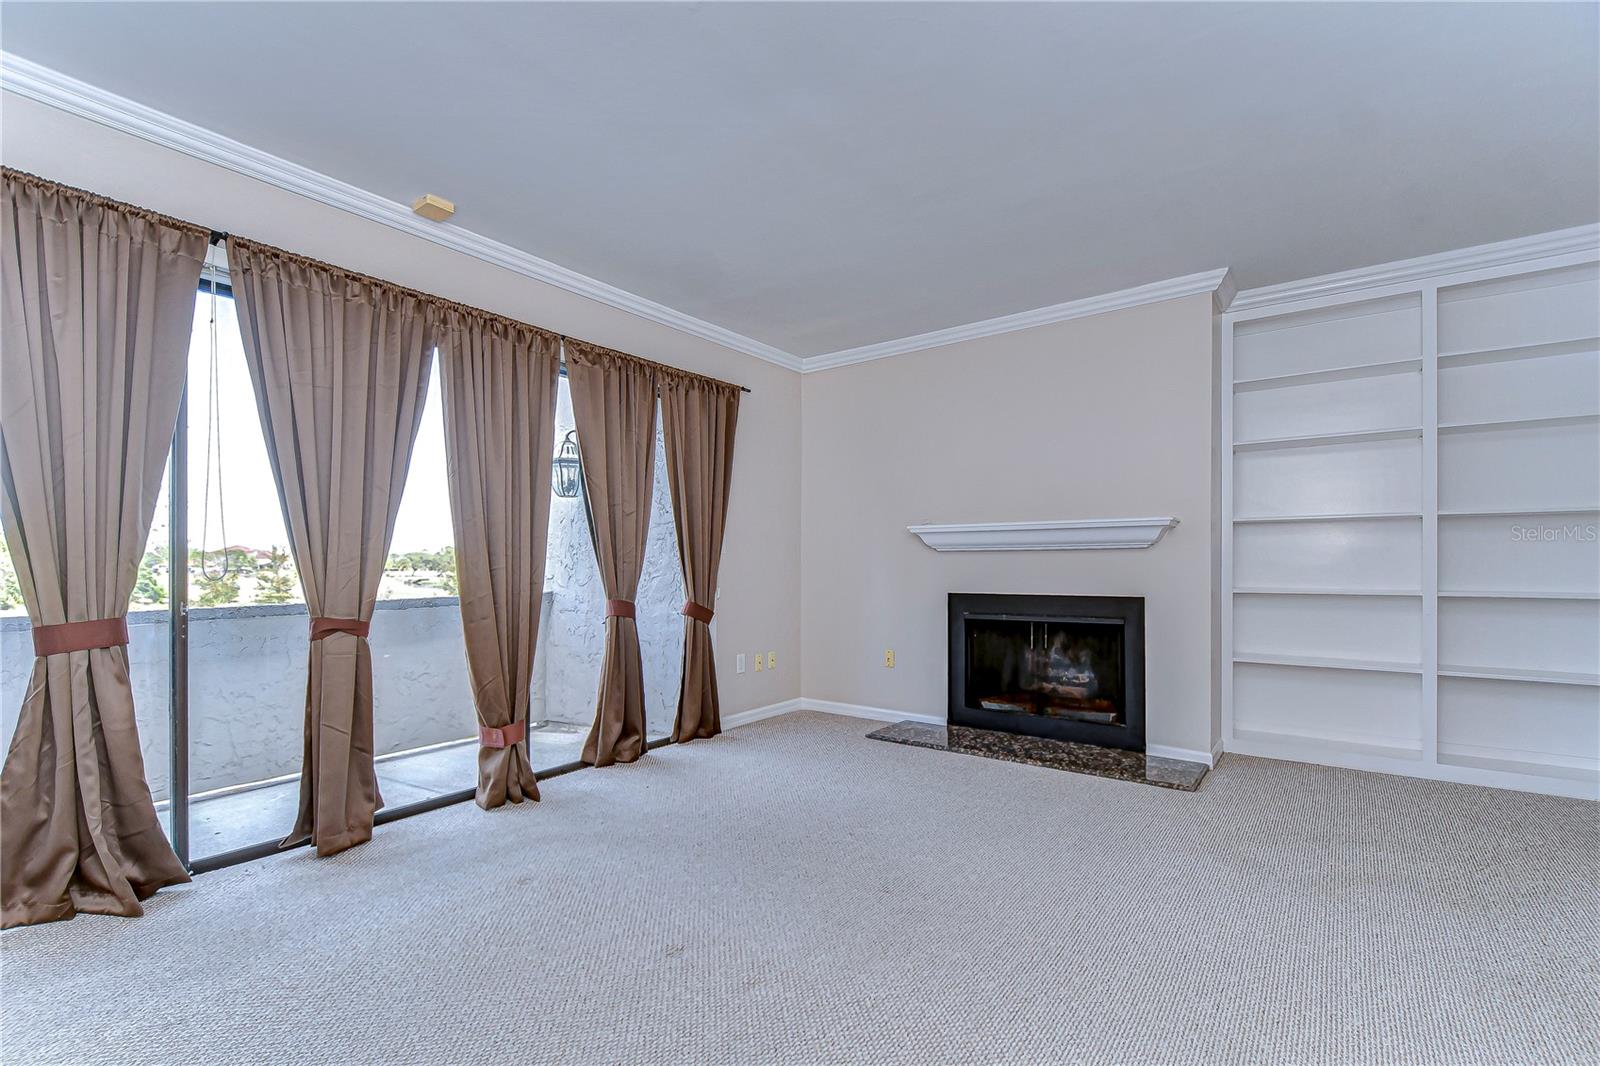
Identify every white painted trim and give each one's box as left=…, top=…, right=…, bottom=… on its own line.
left=800, top=699, right=944, bottom=726
left=1146, top=743, right=1215, bottom=769
left=803, top=268, right=1234, bottom=372
left=1227, top=734, right=1598, bottom=801
left=1221, top=241, right=1600, bottom=801
left=1227, top=224, right=1600, bottom=314
left=722, top=698, right=805, bottom=731
left=0, top=52, right=806, bottom=373
left=908, top=517, right=1179, bottom=552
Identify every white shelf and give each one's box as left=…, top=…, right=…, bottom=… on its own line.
left=1438, top=413, right=1599, bottom=434
left=906, top=516, right=1178, bottom=552
left=1234, top=652, right=1423, bottom=675
left=1438, top=506, right=1599, bottom=518
left=1438, top=665, right=1600, bottom=687
left=1437, top=335, right=1599, bottom=367
left=1234, top=358, right=1422, bottom=392
left=1439, top=589, right=1600, bottom=601
left=1234, top=511, right=1421, bottom=524
left=1234, top=586, right=1421, bottom=597
left=1233, top=426, right=1421, bottom=452
left=1437, top=747, right=1598, bottom=785
left=1232, top=728, right=1424, bottom=762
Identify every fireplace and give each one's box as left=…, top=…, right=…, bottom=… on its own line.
left=948, top=593, right=1145, bottom=752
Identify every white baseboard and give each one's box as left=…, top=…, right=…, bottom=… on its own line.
left=1146, top=742, right=1218, bottom=768
left=722, top=698, right=804, bottom=731
left=799, top=699, right=944, bottom=726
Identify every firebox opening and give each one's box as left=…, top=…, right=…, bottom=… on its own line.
left=964, top=616, right=1126, bottom=726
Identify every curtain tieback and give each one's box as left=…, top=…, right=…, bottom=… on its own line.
left=605, top=599, right=636, bottom=620
left=309, top=617, right=370, bottom=641
left=681, top=600, right=715, bottom=625
left=31, top=616, right=130, bottom=657
left=480, top=721, right=527, bottom=749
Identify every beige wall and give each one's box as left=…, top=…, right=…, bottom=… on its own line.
left=800, top=294, right=1221, bottom=755
left=0, top=92, right=802, bottom=715
left=3, top=92, right=1223, bottom=749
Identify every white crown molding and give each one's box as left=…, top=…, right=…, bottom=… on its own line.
left=803, top=268, right=1233, bottom=373
left=0, top=51, right=806, bottom=373
left=1228, top=223, right=1600, bottom=314
left=908, top=517, right=1179, bottom=552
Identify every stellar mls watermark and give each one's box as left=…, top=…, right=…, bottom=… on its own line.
left=1510, top=523, right=1598, bottom=543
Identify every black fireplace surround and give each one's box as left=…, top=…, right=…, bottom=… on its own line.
left=948, top=593, right=1145, bottom=752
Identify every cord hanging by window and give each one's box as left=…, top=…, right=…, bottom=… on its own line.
left=197, top=269, right=232, bottom=582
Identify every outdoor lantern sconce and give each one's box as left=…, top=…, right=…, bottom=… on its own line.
left=553, top=430, right=583, bottom=498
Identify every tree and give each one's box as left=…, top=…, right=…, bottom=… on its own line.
left=191, top=548, right=242, bottom=607
left=0, top=549, right=21, bottom=612
left=255, top=546, right=299, bottom=604
left=194, top=569, right=241, bottom=607
left=133, top=549, right=167, bottom=606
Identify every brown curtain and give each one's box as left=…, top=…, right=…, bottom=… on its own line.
left=566, top=341, right=658, bottom=766
left=659, top=374, right=741, bottom=742
left=227, top=238, right=434, bottom=856
left=437, top=314, right=560, bottom=808
left=0, top=171, right=203, bottom=927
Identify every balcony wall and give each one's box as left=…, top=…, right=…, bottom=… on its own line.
left=2, top=563, right=687, bottom=802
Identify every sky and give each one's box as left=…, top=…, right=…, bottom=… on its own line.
left=182, top=291, right=456, bottom=557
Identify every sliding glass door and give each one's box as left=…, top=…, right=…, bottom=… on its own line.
left=2, top=243, right=694, bottom=872
left=181, top=271, right=309, bottom=861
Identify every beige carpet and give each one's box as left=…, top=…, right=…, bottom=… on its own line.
left=2, top=710, right=1596, bottom=1065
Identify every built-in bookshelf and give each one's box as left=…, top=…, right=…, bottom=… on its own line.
left=1222, top=256, right=1600, bottom=799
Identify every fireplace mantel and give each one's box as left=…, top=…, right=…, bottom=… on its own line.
left=908, top=517, right=1178, bottom=552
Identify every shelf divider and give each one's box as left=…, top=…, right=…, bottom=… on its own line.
left=1437, top=412, right=1599, bottom=435
left=1234, top=426, right=1423, bottom=452
left=1234, top=357, right=1422, bottom=392
left=1438, top=665, right=1600, bottom=687
left=1436, top=335, right=1599, bottom=368
left=1234, top=586, right=1423, bottom=597
left=1234, top=511, right=1422, bottom=524
left=1234, top=652, right=1424, bottom=675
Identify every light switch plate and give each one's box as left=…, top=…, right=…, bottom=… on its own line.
left=766, top=652, right=776, bottom=670
left=754, top=653, right=764, bottom=672
left=884, top=649, right=896, bottom=668
left=736, top=653, right=746, bottom=674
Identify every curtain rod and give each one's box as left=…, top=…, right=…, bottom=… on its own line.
left=206, top=229, right=751, bottom=394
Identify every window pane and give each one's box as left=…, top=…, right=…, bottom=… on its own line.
left=0, top=427, right=173, bottom=845
left=371, top=359, right=479, bottom=804
left=639, top=405, right=686, bottom=740
left=185, top=279, right=308, bottom=859
left=134, top=462, right=175, bottom=842
left=531, top=376, right=602, bottom=760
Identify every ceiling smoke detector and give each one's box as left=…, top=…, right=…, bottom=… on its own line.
left=411, top=194, right=455, bottom=222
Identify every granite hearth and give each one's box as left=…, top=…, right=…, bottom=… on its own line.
left=866, top=720, right=1208, bottom=790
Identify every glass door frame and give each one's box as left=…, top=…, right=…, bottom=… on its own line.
left=162, top=278, right=670, bottom=875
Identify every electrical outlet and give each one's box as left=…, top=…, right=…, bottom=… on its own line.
left=766, top=652, right=776, bottom=671
left=754, top=652, right=764, bottom=672
left=736, top=653, right=746, bottom=674
left=884, top=649, right=895, bottom=668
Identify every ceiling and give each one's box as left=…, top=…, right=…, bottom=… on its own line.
left=2, top=2, right=1596, bottom=360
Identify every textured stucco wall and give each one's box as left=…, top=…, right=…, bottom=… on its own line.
left=535, top=382, right=686, bottom=740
